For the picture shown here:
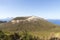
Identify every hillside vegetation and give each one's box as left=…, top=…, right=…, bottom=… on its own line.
left=0, top=16, right=60, bottom=40
left=0, top=16, right=60, bottom=32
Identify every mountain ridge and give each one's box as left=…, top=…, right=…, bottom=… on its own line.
left=0, top=16, right=60, bottom=25
left=0, top=16, right=60, bottom=32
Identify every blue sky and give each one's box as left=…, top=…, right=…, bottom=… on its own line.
left=0, top=0, right=60, bottom=19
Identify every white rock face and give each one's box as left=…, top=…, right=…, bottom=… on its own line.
left=11, top=20, right=16, bottom=24
left=16, top=20, right=20, bottom=23
left=11, top=16, right=42, bottom=24
left=26, top=16, right=39, bottom=21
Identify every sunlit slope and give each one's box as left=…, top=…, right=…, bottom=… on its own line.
left=0, top=16, right=60, bottom=32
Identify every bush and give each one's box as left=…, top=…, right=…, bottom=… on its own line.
left=20, top=31, right=40, bottom=40
left=0, top=30, right=6, bottom=40
left=0, top=31, right=40, bottom=40
left=49, top=37, right=60, bottom=40
left=9, top=33, right=20, bottom=40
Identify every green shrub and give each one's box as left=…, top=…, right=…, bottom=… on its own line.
left=0, top=31, right=40, bottom=40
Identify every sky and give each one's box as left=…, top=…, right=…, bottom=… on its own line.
left=0, top=0, right=60, bottom=19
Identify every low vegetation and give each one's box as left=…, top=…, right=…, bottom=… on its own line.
left=0, top=16, right=60, bottom=40
left=0, top=30, right=42, bottom=40
left=0, top=30, right=60, bottom=40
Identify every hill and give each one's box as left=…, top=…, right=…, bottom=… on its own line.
left=0, top=16, right=60, bottom=32
left=0, top=21, right=7, bottom=23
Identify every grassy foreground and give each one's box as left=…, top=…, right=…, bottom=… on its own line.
left=0, top=30, right=60, bottom=40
